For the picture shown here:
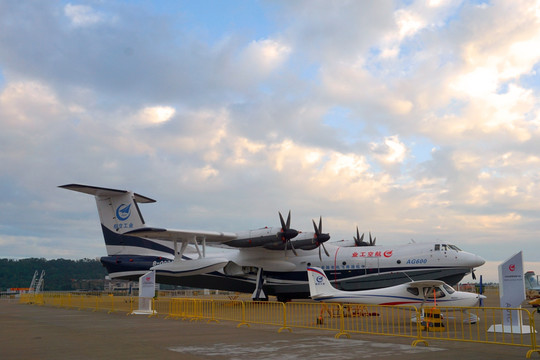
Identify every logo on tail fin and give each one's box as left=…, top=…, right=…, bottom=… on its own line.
left=116, top=204, right=132, bottom=221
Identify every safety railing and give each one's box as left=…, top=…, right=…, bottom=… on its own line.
left=19, top=293, right=540, bottom=357
left=416, top=305, right=539, bottom=357
left=340, top=303, right=419, bottom=340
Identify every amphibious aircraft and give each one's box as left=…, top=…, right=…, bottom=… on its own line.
left=60, top=184, right=485, bottom=301
left=307, top=267, right=485, bottom=307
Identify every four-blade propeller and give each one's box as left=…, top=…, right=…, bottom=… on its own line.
left=278, top=211, right=299, bottom=256
left=353, top=227, right=376, bottom=246
left=312, top=216, right=330, bottom=260
left=277, top=214, right=377, bottom=257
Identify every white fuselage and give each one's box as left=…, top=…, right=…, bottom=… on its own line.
left=307, top=267, right=485, bottom=307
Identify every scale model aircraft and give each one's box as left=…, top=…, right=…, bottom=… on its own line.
left=307, top=267, right=485, bottom=307
left=60, top=184, right=485, bottom=302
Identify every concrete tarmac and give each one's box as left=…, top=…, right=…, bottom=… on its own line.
left=0, top=301, right=534, bottom=359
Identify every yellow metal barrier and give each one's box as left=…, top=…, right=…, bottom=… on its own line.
left=18, top=292, right=540, bottom=357
left=416, top=306, right=539, bottom=357
left=341, top=304, right=419, bottom=340
left=285, top=302, right=344, bottom=337
left=210, top=299, right=245, bottom=325
left=243, top=301, right=288, bottom=331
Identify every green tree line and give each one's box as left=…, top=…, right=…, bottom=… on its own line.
left=0, top=258, right=108, bottom=291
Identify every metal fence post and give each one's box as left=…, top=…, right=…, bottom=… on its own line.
left=526, top=309, right=540, bottom=358
left=236, top=301, right=250, bottom=328
left=412, top=306, right=429, bottom=347
left=335, top=304, right=350, bottom=339
left=278, top=301, right=291, bottom=333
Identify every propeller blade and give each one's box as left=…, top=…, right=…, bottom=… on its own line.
left=289, top=238, right=297, bottom=256
left=279, top=211, right=287, bottom=231
left=322, top=242, right=330, bottom=257
left=369, top=232, right=374, bottom=246
left=472, top=269, right=476, bottom=280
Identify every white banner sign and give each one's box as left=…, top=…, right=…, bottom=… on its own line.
left=139, top=270, right=156, bottom=298
left=499, top=251, right=525, bottom=327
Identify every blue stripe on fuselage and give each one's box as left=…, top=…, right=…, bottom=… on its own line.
left=101, top=225, right=174, bottom=255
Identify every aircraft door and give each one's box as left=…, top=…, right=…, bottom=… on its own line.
left=365, top=257, right=380, bottom=275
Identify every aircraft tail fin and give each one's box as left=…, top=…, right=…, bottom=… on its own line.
left=59, top=184, right=175, bottom=259
left=60, top=184, right=155, bottom=234
left=307, top=267, right=339, bottom=299
left=525, top=271, right=539, bottom=290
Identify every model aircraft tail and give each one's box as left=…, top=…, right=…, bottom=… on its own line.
left=307, top=267, right=340, bottom=299
left=525, top=271, right=539, bottom=290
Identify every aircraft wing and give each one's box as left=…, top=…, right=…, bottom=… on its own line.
left=126, top=227, right=238, bottom=242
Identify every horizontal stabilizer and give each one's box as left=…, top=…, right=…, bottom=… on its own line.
left=59, top=184, right=156, bottom=203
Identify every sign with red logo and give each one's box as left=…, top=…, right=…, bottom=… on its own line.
left=383, top=250, right=393, bottom=258
left=498, top=252, right=524, bottom=328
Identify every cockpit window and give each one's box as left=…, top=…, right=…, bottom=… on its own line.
left=407, top=287, right=420, bottom=296
left=423, top=287, right=446, bottom=299
left=443, top=284, right=455, bottom=294
left=435, top=243, right=461, bottom=251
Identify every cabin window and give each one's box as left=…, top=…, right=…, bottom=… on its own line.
left=423, top=287, right=445, bottom=299
left=443, top=284, right=455, bottom=294
left=407, top=287, right=419, bottom=296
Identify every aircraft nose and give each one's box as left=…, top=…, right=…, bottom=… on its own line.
left=474, top=254, right=486, bottom=267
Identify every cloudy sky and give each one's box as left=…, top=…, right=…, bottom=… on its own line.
left=1, top=0, right=540, bottom=282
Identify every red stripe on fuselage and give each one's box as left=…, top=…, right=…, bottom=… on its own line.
left=379, top=301, right=420, bottom=306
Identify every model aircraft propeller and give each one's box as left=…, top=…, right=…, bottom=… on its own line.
left=312, top=216, right=330, bottom=261
left=353, top=227, right=376, bottom=246
left=278, top=211, right=299, bottom=256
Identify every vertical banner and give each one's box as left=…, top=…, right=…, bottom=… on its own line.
left=499, top=251, right=525, bottom=328
left=132, top=270, right=156, bottom=315
left=139, top=270, right=156, bottom=298
left=488, top=251, right=531, bottom=333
